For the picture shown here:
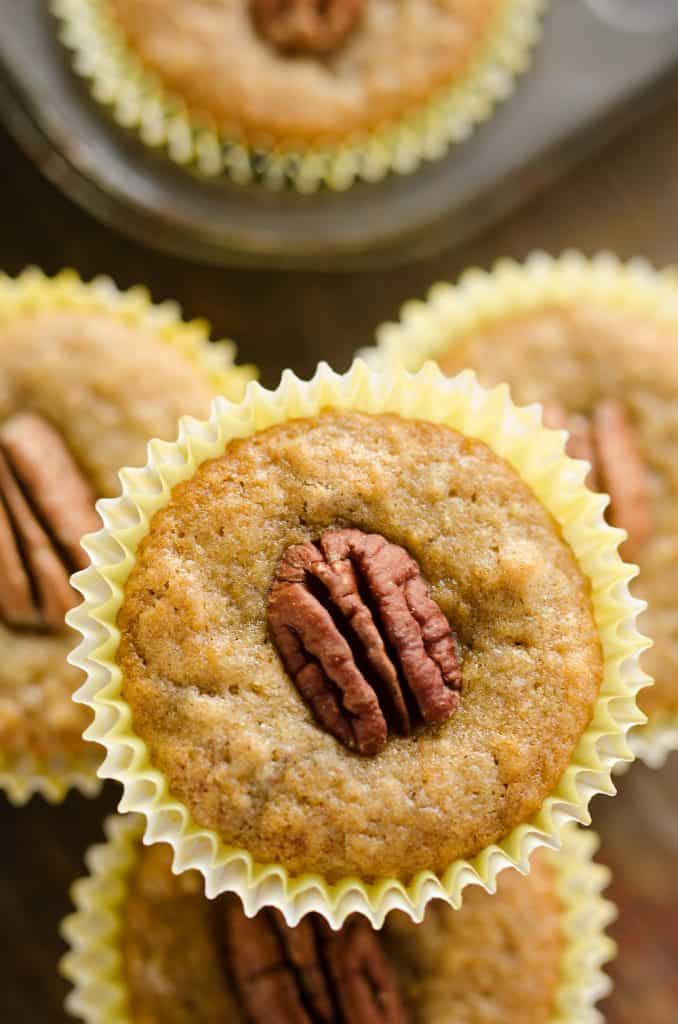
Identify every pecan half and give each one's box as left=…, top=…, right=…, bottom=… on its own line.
left=543, top=398, right=650, bottom=561
left=542, top=402, right=599, bottom=490
left=251, top=0, right=366, bottom=56
left=593, top=399, right=651, bottom=562
left=267, top=528, right=462, bottom=755
left=221, top=901, right=406, bottom=1024
left=0, top=413, right=99, bottom=631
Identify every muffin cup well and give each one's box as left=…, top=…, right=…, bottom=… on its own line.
left=365, top=249, right=678, bottom=768
left=0, top=266, right=255, bottom=806
left=67, top=360, right=648, bottom=926
left=52, top=0, right=547, bottom=192
left=59, top=814, right=616, bottom=1023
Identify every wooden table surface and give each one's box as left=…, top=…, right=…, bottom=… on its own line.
left=2, top=81, right=678, bottom=1022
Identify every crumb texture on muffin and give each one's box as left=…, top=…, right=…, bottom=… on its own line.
left=122, top=845, right=245, bottom=1024
left=108, top=0, right=501, bottom=141
left=0, top=311, right=217, bottom=759
left=383, top=854, right=562, bottom=1023
left=121, top=843, right=561, bottom=1024
left=437, top=303, right=678, bottom=719
left=118, top=410, right=603, bottom=881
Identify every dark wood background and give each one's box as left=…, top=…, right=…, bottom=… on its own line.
left=2, top=80, right=678, bottom=1022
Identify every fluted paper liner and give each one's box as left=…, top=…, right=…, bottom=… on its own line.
left=366, top=249, right=678, bottom=768
left=60, top=814, right=616, bottom=1023
left=67, top=360, right=648, bottom=926
left=0, top=266, right=255, bottom=806
left=52, top=0, right=546, bottom=192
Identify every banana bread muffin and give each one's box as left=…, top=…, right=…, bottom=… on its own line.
left=121, top=841, right=563, bottom=1024
left=116, top=408, right=604, bottom=882
left=62, top=813, right=615, bottom=1024
left=0, top=278, right=252, bottom=799
left=56, top=0, right=545, bottom=186
left=432, top=301, right=674, bottom=724
left=107, top=0, right=502, bottom=143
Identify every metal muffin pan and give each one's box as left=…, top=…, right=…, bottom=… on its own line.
left=1, top=0, right=678, bottom=270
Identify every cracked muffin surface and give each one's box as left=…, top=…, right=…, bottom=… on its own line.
left=117, top=410, right=603, bottom=881
left=122, top=841, right=562, bottom=1024
left=436, top=303, right=677, bottom=720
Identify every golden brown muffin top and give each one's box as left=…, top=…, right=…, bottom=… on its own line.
left=118, top=410, right=602, bottom=882
left=122, top=842, right=562, bottom=1024
left=109, top=0, right=501, bottom=142
left=436, top=303, right=677, bottom=719
left=0, top=310, right=221, bottom=760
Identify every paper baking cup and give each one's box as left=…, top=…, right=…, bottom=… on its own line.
left=0, top=750, right=102, bottom=805
left=0, top=266, right=255, bottom=807
left=52, top=0, right=546, bottom=192
left=67, top=359, right=648, bottom=926
left=0, top=266, right=255, bottom=400
left=60, top=815, right=616, bottom=1023
left=366, top=249, right=678, bottom=768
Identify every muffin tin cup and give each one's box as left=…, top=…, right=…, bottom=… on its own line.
left=59, top=813, right=616, bottom=1024
left=364, top=249, right=678, bottom=769
left=51, top=0, right=547, bottom=192
left=0, top=266, right=255, bottom=806
left=67, top=360, right=648, bottom=926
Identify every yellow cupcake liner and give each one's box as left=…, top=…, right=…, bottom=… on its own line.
left=67, top=359, right=648, bottom=926
left=365, top=249, right=678, bottom=768
left=0, top=749, right=102, bottom=806
left=0, top=266, right=255, bottom=807
left=553, top=827, right=616, bottom=1024
left=627, top=712, right=678, bottom=770
left=52, top=0, right=546, bottom=192
left=59, top=814, right=616, bottom=1023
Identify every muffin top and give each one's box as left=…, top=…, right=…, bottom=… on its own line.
left=0, top=309, right=231, bottom=761
left=436, top=303, right=677, bottom=720
left=117, top=410, right=602, bottom=881
left=122, top=841, right=562, bottom=1024
left=108, top=0, right=501, bottom=142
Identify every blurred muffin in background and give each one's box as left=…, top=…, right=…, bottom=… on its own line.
left=0, top=268, right=254, bottom=805
left=368, top=252, right=678, bottom=766
left=53, top=0, right=546, bottom=190
left=61, top=815, right=615, bottom=1024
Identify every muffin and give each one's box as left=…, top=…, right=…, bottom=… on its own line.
left=370, top=252, right=678, bottom=766
left=0, top=268, right=254, bottom=804
left=53, top=0, right=546, bottom=189
left=69, top=362, right=646, bottom=923
left=61, top=814, right=615, bottom=1024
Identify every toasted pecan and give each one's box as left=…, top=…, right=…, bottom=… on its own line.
left=0, top=413, right=99, bottom=631
left=222, top=901, right=406, bottom=1023
left=267, top=528, right=461, bottom=755
left=251, top=0, right=366, bottom=56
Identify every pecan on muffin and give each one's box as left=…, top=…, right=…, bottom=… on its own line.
left=62, top=818, right=614, bottom=1024
left=116, top=408, right=605, bottom=882
left=55, top=0, right=546, bottom=186
left=0, top=272, right=252, bottom=802
left=373, top=256, right=674, bottom=739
